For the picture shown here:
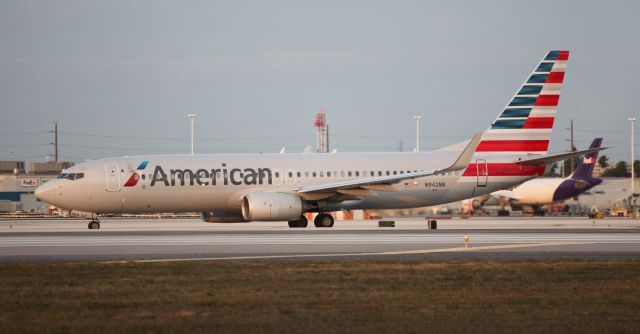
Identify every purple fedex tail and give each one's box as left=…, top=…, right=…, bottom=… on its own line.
left=552, top=138, right=603, bottom=201
left=571, top=138, right=603, bottom=181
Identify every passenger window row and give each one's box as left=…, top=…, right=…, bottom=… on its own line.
left=277, top=170, right=443, bottom=178
left=139, top=169, right=463, bottom=182
left=282, top=169, right=462, bottom=178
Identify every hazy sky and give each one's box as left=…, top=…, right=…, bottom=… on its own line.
left=1, top=0, right=639, bottom=164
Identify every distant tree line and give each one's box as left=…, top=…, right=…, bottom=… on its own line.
left=598, top=155, right=640, bottom=177
left=544, top=155, right=640, bottom=178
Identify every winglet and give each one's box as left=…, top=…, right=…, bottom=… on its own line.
left=436, top=132, right=483, bottom=174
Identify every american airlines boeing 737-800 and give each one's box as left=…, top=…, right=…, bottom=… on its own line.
left=35, top=50, right=600, bottom=229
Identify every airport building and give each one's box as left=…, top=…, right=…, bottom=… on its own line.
left=0, top=161, right=73, bottom=213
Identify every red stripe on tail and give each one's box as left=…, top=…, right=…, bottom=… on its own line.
left=557, top=51, right=570, bottom=61
left=463, top=163, right=546, bottom=177
left=545, top=72, right=564, bottom=83
left=476, top=140, right=549, bottom=152
left=523, top=117, right=555, bottom=129
left=534, top=95, right=559, bottom=106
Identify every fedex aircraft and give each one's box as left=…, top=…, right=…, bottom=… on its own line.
left=492, top=138, right=604, bottom=208
left=35, top=50, right=598, bottom=229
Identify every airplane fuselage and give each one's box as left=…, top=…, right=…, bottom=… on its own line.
left=508, top=177, right=601, bottom=205
left=35, top=151, right=542, bottom=216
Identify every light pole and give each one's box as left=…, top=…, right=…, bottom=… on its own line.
left=187, top=114, right=196, bottom=155
left=413, top=116, right=422, bottom=152
left=630, top=117, right=636, bottom=218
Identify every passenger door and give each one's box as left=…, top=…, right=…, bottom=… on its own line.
left=105, top=163, right=121, bottom=192
left=476, top=159, right=488, bottom=187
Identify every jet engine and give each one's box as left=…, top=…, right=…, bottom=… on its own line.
left=241, top=192, right=303, bottom=221
left=201, top=210, right=248, bottom=223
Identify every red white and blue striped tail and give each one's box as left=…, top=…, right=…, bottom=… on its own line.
left=477, top=50, right=569, bottom=154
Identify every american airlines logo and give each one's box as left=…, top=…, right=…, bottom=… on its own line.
left=150, top=164, right=274, bottom=187
left=123, top=160, right=148, bottom=187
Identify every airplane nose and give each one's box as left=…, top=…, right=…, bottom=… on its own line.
left=35, top=181, right=58, bottom=204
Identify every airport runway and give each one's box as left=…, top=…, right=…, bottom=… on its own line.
left=1, top=217, right=640, bottom=262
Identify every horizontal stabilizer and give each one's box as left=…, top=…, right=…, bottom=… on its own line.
left=516, top=147, right=608, bottom=166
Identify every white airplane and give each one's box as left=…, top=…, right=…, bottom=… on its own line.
left=35, top=50, right=599, bottom=229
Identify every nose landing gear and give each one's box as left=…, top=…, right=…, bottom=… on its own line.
left=88, top=214, right=101, bottom=229
left=88, top=220, right=100, bottom=229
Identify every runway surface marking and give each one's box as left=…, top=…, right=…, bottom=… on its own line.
left=1, top=233, right=639, bottom=247
left=116, top=242, right=588, bottom=263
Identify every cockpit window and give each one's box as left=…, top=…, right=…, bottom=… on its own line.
left=57, top=173, right=84, bottom=181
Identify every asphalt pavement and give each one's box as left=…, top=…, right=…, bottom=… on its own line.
left=1, top=216, right=639, bottom=262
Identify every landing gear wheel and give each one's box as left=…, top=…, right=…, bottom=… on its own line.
left=88, top=221, right=100, bottom=229
left=288, top=215, right=308, bottom=228
left=428, top=219, right=437, bottom=230
left=532, top=205, right=545, bottom=217
left=314, top=213, right=334, bottom=228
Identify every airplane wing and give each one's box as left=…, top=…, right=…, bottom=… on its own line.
left=296, top=132, right=483, bottom=194
left=515, top=147, right=608, bottom=166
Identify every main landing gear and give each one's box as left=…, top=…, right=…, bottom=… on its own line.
left=314, top=213, right=334, bottom=228
left=288, top=215, right=308, bottom=228
left=287, top=213, right=335, bottom=228
left=532, top=205, right=546, bottom=216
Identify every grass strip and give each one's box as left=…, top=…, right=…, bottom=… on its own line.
left=1, top=260, right=639, bottom=333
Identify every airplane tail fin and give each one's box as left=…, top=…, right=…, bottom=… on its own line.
left=475, top=50, right=569, bottom=154
left=571, top=138, right=603, bottom=180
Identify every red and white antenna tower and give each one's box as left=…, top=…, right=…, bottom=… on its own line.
left=314, top=108, right=329, bottom=153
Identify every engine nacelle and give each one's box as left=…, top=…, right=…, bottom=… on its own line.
left=201, top=211, right=248, bottom=223
left=241, top=192, right=303, bottom=221
left=471, top=199, right=483, bottom=210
